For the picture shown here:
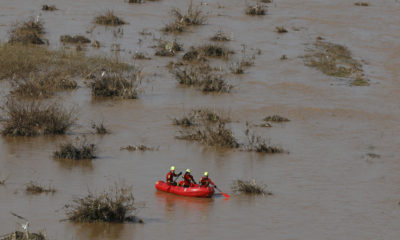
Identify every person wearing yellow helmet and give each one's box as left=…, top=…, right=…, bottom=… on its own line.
left=166, top=166, right=181, bottom=186
left=182, top=168, right=196, bottom=187
left=199, top=171, right=216, bottom=188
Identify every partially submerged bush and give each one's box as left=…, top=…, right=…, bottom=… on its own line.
left=1, top=99, right=75, bottom=136
left=177, top=122, right=239, bottom=148
left=91, top=72, right=140, bottom=99
left=8, top=17, right=45, bottom=45
left=65, top=184, right=140, bottom=223
left=242, top=124, right=284, bottom=153
left=26, top=181, right=56, bottom=194
left=162, top=1, right=206, bottom=33
left=1, top=231, right=47, bottom=240
left=127, top=0, right=144, bottom=3
left=173, top=108, right=230, bottom=126
left=53, top=139, right=96, bottom=160
left=263, top=115, right=290, bottom=122
left=120, top=144, right=157, bottom=151
left=0, top=174, right=9, bottom=185
left=275, top=26, right=288, bottom=33
left=210, top=30, right=231, bottom=42
left=42, top=4, right=57, bottom=11
left=232, top=179, right=269, bottom=195
left=198, top=44, right=233, bottom=59
left=11, top=71, right=77, bottom=98
left=0, top=44, right=134, bottom=84
left=133, top=52, right=151, bottom=60
left=60, top=35, right=91, bottom=44
left=155, top=39, right=183, bottom=57
left=354, top=2, right=369, bottom=6
left=91, top=121, right=109, bottom=134
left=351, top=75, right=369, bottom=86
left=95, top=10, right=126, bottom=26
left=172, top=63, right=232, bottom=92
left=245, top=4, right=267, bottom=16
left=303, top=39, right=363, bottom=79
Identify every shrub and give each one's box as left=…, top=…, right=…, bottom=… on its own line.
left=232, top=179, right=269, bottom=195
left=8, top=17, right=45, bottom=45
left=173, top=108, right=230, bottom=126
left=354, top=2, right=369, bottom=6
left=120, top=144, right=156, bottom=151
left=53, top=139, right=96, bottom=160
left=1, top=99, right=75, bottom=136
left=95, top=10, right=126, bottom=26
left=26, top=181, right=56, bottom=194
left=64, top=184, right=140, bottom=223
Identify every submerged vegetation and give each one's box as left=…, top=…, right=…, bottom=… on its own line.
left=1, top=231, right=47, bottom=240
left=1, top=99, right=75, bottom=136
left=155, top=39, right=183, bottom=56
left=232, top=179, right=270, bottom=195
left=42, top=4, right=57, bottom=11
left=174, top=109, right=284, bottom=153
left=245, top=3, right=267, bottom=16
left=162, top=1, right=207, bottom=33
left=25, top=181, right=56, bottom=194
left=172, top=63, right=232, bottom=93
left=8, top=17, right=45, bottom=45
left=60, top=35, right=91, bottom=44
left=120, top=144, right=157, bottom=151
left=91, top=72, right=140, bottom=99
left=92, top=121, right=109, bottom=134
left=53, top=139, right=96, bottom=160
left=64, top=184, right=141, bottom=223
left=210, top=30, right=231, bottom=42
left=95, top=10, right=126, bottom=26
left=263, top=115, right=290, bottom=122
left=354, top=2, right=369, bottom=6
left=303, top=39, right=364, bottom=82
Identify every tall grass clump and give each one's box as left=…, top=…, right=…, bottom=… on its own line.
left=95, top=10, right=126, bottom=26
left=162, top=1, right=207, bottom=33
left=42, top=4, right=57, bottom=11
left=60, top=35, right=91, bottom=44
left=65, top=184, right=141, bottom=223
left=155, top=39, right=183, bottom=57
left=53, top=139, right=96, bottom=160
left=8, top=17, right=45, bottom=45
left=1, top=99, right=75, bottom=136
left=263, top=115, right=290, bottom=122
left=232, top=179, right=269, bottom=195
left=210, top=30, right=231, bottom=42
left=173, top=108, right=230, bottom=126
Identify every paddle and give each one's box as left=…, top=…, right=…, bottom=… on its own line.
left=214, top=185, right=230, bottom=198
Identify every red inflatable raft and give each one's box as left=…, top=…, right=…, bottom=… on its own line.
left=155, top=181, right=215, bottom=198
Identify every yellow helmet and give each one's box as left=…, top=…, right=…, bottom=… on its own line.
left=204, top=172, right=208, bottom=176
left=170, top=166, right=175, bottom=171
left=186, top=169, right=191, bottom=173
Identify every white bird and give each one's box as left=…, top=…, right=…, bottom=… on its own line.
left=101, top=71, right=106, bottom=78
left=35, top=15, right=40, bottom=23
left=10, top=212, right=30, bottom=232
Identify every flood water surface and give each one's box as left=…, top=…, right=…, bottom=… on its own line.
left=0, top=0, right=399, bottom=239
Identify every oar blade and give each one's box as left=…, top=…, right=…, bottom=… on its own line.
left=221, top=192, right=230, bottom=198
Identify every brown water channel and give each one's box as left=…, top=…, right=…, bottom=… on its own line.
left=0, top=0, right=400, bottom=239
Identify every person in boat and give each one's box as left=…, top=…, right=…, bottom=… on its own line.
left=166, top=166, right=181, bottom=186
left=182, top=169, right=196, bottom=187
left=199, top=172, right=216, bottom=188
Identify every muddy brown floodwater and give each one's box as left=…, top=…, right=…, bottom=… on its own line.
left=1, top=0, right=400, bottom=239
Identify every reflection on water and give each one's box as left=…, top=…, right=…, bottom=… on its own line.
left=68, top=222, right=125, bottom=240
left=155, top=191, right=214, bottom=220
